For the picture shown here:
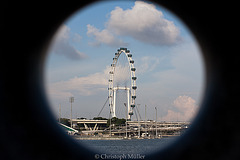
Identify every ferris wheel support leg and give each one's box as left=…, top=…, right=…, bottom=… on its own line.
left=113, top=89, right=116, bottom=117
left=127, top=89, right=131, bottom=120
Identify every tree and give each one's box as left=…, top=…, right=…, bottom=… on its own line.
left=107, top=117, right=126, bottom=126
left=59, top=118, right=70, bottom=127
left=93, top=117, right=108, bottom=120
left=77, top=117, right=86, bottom=120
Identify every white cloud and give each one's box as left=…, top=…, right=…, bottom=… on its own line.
left=106, top=1, right=181, bottom=46
left=51, top=25, right=87, bottom=60
left=87, top=24, right=127, bottom=47
left=47, top=66, right=110, bottom=99
left=162, top=95, right=198, bottom=121
left=137, top=56, right=160, bottom=74
left=86, top=1, right=181, bottom=47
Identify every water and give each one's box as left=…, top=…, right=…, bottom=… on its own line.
left=77, top=138, right=175, bottom=155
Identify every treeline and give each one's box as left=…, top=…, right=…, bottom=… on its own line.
left=107, top=117, right=126, bottom=126
left=93, top=117, right=126, bottom=126
left=58, top=118, right=70, bottom=126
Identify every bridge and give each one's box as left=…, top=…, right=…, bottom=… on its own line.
left=70, top=118, right=189, bottom=137
left=71, top=119, right=108, bottom=135
left=108, top=121, right=189, bottom=138
left=59, top=123, right=79, bottom=135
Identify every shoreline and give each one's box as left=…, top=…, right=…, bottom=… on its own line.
left=72, top=135, right=177, bottom=140
left=74, top=137, right=124, bottom=140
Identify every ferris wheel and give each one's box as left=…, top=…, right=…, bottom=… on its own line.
left=108, top=48, right=137, bottom=120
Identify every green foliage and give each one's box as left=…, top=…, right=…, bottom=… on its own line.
left=107, top=117, right=126, bottom=126
left=58, top=118, right=70, bottom=127
left=77, top=117, right=86, bottom=120
left=93, top=117, right=108, bottom=120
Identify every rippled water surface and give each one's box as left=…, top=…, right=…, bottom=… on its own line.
left=78, top=138, right=176, bottom=155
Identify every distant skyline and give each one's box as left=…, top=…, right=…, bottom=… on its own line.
left=45, top=1, right=205, bottom=122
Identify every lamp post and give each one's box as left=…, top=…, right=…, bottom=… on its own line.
left=109, top=111, right=112, bottom=137
left=69, top=97, right=74, bottom=128
left=155, top=107, right=157, bottom=138
left=59, top=103, right=61, bottom=123
left=145, top=105, right=147, bottom=136
left=124, top=103, right=127, bottom=138
left=137, top=104, right=141, bottom=138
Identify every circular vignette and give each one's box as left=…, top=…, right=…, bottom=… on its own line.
left=42, top=0, right=209, bottom=158
left=1, top=0, right=238, bottom=160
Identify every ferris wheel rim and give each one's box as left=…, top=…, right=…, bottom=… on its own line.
left=108, top=48, right=137, bottom=119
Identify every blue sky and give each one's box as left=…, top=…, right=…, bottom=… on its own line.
left=45, top=1, right=205, bottom=122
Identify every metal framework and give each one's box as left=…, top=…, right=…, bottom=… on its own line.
left=108, top=48, right=137, bottom=120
